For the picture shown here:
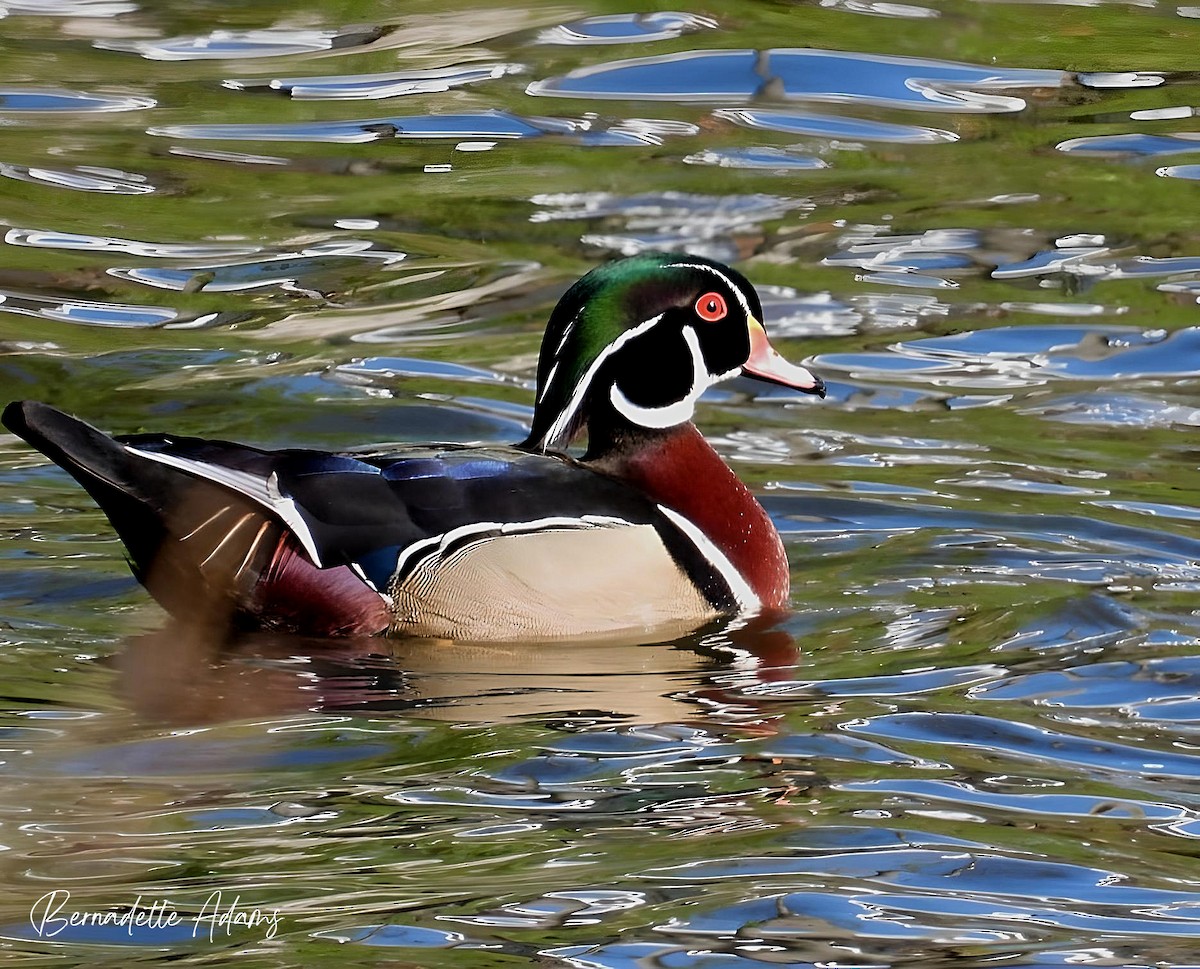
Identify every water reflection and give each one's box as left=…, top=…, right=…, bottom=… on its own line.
left=1058, top=132, right=1200, bottom=156
left=683, top=147, right=828, bottom=171
left=0, top=88, right=155, bottom=112
left=226, top=64, right=522, bottom=101
left=6, top=227, right=261, bottom=259
left=94, top=27, right=370, bottom=60
left=537, top=12, right=718, bottom=45
left=820, top=0, right=940, bottom=17
left=1, top=0, right=136, bottom=13
left=0, top=162, right=154, bottom=194
left=530, top=191, right=812, bottom=262
left=815, top=323, right=1200, bottom=388
left=0, top=289, right=200, bottom=327
left=112, top=616, right=801, bottom=726
left=1159, top=163, right=1200, bottom=179
left=528, top=48, right=1065, bottom=111
left=714, top=108, right=958, bottom=145
left=108, top=241, right=407, bottom=294
left=148, top=110, right=651, bottom=145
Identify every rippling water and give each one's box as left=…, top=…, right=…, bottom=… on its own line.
left=2, top=1, right=1200, bottom=966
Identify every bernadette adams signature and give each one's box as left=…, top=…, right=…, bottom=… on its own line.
left=28, top=890, right=281, bottom=943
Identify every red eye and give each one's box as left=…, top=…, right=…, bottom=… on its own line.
left=695, top=292, right=728, bottom=322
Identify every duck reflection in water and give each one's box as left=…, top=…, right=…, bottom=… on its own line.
left=113, top=616, right=801, bottom=726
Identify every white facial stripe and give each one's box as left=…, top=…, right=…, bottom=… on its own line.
left=538, top=361, right=560, bottom=403
left=657, top=505, right=760, bottom=613
left=609, top=324, right=709, bottom=429
left=610, top=387, right=695, bottom=428
left=555, top=305, right=582, bottom=357
left=665, top=260, right=755, bottom=321
left=540, top=312, right=663, bottom=449
left=126, top=446, right=325, bottom=567
left=536, top=306, right=587, bottom=406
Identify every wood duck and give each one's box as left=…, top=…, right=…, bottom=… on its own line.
left=3, top=254, right=825, bottom=641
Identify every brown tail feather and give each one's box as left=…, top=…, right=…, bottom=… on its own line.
left=4, top=400, right=383, bottom=633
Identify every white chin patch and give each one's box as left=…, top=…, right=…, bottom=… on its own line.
left=610, top=382, right=701, bottom=428
left=609, top=325, right=711, bottom=429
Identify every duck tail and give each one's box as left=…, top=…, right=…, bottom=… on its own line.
left=3, top=400, right=272, bottom=624
left=5, top=400, right=172, bottom=571
left=5, top=400, right=390, bottom=636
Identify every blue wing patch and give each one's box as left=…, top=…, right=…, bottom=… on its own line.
left=285, top=453, right=380, bottom=477
left=380, top=456, right=514, bottom=482
left=352, top=544, right=405, bottom=591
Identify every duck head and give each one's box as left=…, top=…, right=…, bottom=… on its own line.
left=524, top=253, right=825, bottom=452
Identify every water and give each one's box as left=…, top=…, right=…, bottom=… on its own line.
left=1, top=0, right=1200, bottom=965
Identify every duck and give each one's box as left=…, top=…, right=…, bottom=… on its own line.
left=3, top=253, right=825, bottom=641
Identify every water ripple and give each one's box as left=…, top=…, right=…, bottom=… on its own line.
left=1021, top=392, right=1200, bottom=427
left=848, top=712, right=1200, bottom=779
left=107, top=241, right=406, bottom=293
left=0, top=161, right=153, bottom=193
left=757, top=289, right=862, bottom=336
left=992, top=245, right=1109, bottom=278
left=0, top=88, right=154, bottom=112
left=95, top=26, right=375, bottom=60
left=224, top=63, right=523, bottom=100
left=528, top=48, right=1065, bottom=112
left=817, top=324, right=1200, bottom=389
left=0, top=0, right=136, bottom=14
left=0, top=289, right=191, bottom=327
left=315, top=924, right=468, bottom=947
left=147, top=110, right=674, bottom=146
left=820, top=0, right=940, bottom=17
left=642, top=847, right=1200, bottom=919
left=547, top=942, right=791, bottom=968
left=531, top=191, right=811, bottom=261
left=165, top=145, right=289, bottom=166
left=330, top=356, right=520, bottom=390
left=715, top=107, right=958, bottom=144
left=839, top=778, right=1194, bottom=820
left=1057, top=132, right=1200, bottom=156
left=538, top=12, right=718, bottom=45
left=1077, top=71, right=1164, bottom=88
left=683, top=147, right=828, bottom=171
left=5, top=227, right=261, bottom=259
left=972, top=656, right=1200, bottom=716
left=735, top=664, right=1003, bottom=699
left=1159, top=163, right=1200, bottom=179
left=149, top=110, right=555, bottom=143
left=651, top=889, right=1200, bottom=963
left=756, top=733, right=932, bottom=766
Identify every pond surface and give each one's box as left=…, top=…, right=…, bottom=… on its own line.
left=2, top=1, right=1200, bottom=966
